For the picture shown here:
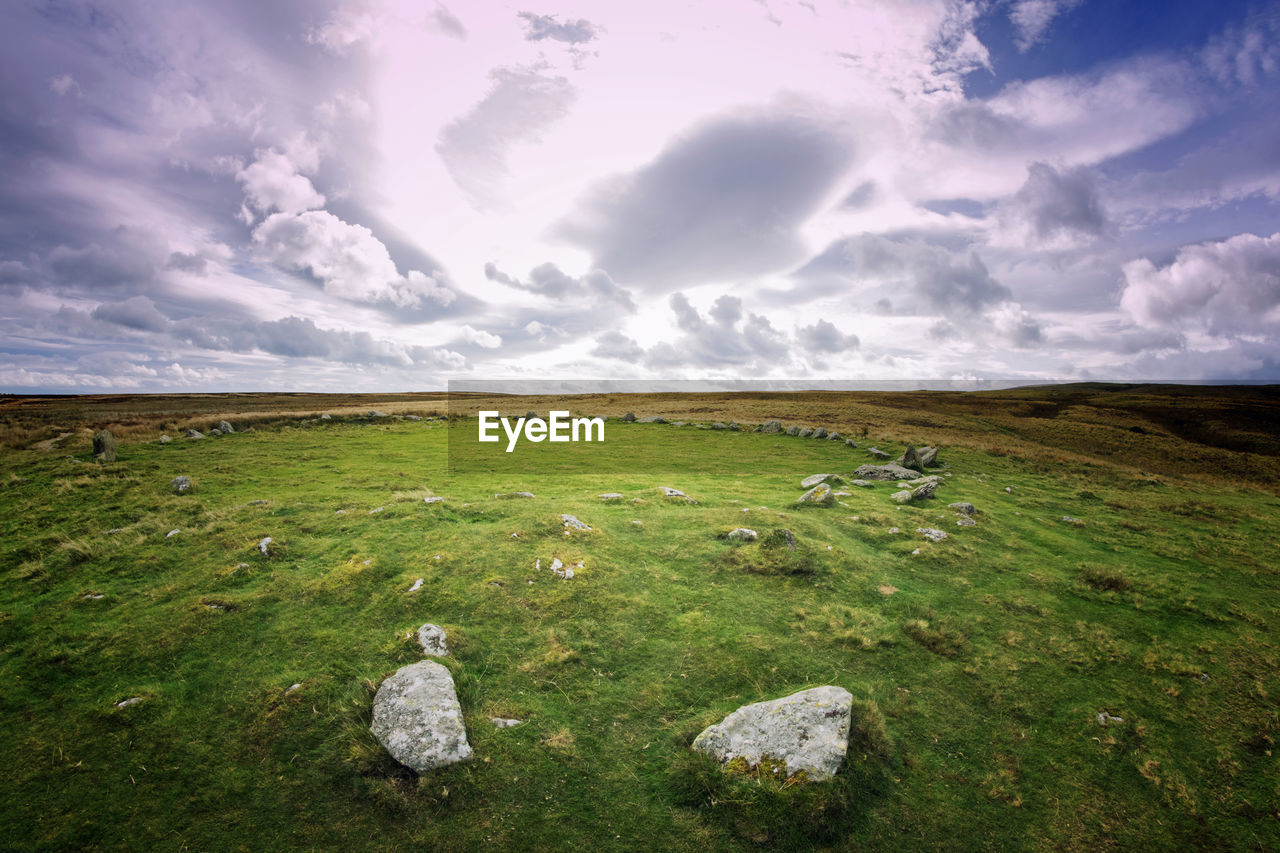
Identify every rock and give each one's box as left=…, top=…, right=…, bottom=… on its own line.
left=408, top=578, right=424, bottom=592
left=797, top=427, right=814, bottom=438
left=371, top=661, right=472, bottom=773
left=495, top=491, right=535, bottom=499
left=796, top=483, right=834, bottom=506
left=638, top=416, right=667, bottom=424
left=916, top=527, right=948, bottom=542
left=417, top=624, right=450, bottom=656
left=920, top=446, right=939, bottom=467
left=910, top=480, right=939, bottom=501
left=659, top=486, right=696, bottom=503
left=218, top=420, right=235, bottom=434
left=549, top=557, right=578, bottom=579
left=320, top=413, right=332, bottom=420
left=621, top=412, right=637, bottom=423
left=827, top=432, right=841, bottom=441
left=785, top=425, right=800, bottom=436
left=209, top=429, right=222, bottom=437
left=849, top=479, right=874, bottom=488
left=423, top=496, right=445, bottom=504
left=368, top=410, right=388, bottom=418
left=248, top=499, right=268, bottom=506
left=867, top=447, right=890, bottom=460
left=158, top=434, right=171, bottom=444
left=813, top=427, right=828, bottom=439
left=598, top=492, right=624, bottom=500
left=900, top=445, right=925, bottom=474
left=256, top=537, right=272, bottom=555
left=726, top=527, right=758, bottom=541
left=956, top=517, right=977, bottom=527
left=285, top=683, right=302, bottom=694
left=888, top=527, right=900, bottom=534
left=891, top=490, right=913, bottom=504
left=800, top=473, right=843, bottom=488
left=1096, top=711, right=1123, bottom=725
left=525, top=411, right=538, bottom=419
left=165, top=529, right=180, bottom=539
left=491, top=717, right=524, bottom=728
left=845, top=438, right=857, bottom=448
left=115, top=697, right=144, bottom=709
left=93, top=430, right=117, bottom=463
left=711, top=422, right=729, bottom=430
left=949, top=502, right=976, bottom=516
left=759, top=420, right=783, bottom=434
left=778, top=528, right=797, bottom=549
left=692, top=686, right=853, bottom=781
left=728, top=421, right=741, bottom=431
left=405, top=415, right=422, bottom=421
left=853, top=463, right=920, bottom=481
left=171, top=475, right=192, bottom=494
left=1062, top=516, right=1083, bottom=524
left=560, top=514, right=592, bottom=531
left=369, top=506, right=384, bottom=514
left=186, top=429, right=204, bottom=439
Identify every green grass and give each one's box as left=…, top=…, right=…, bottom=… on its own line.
left=1, top=413, right=1278, bottom=850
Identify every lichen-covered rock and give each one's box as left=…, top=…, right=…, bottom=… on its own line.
left=917, top=527, right=948, bottom=542
left=759, top=419, right=783, bottom=434
left=186, top=429, right=204, bottom=439
left=659, top=486, right=696, bottom=503
left=901, top=445, right=925, bottom=474
left=620, top=412, right=637, bottom=423
left=692, top=686, right=853, bottom=781
left=910, top=480, right=939, bottom=501
left=726, top=527, right=758, bottom=541
left=845, top=438, right=857, bottom=448
left=796, top=483, right=834, bottom=506
left=158, top=434, right=171, bottom=444
left=891, top=490, right=913, bottom=504
left=93, top=430, right=116, bottom=463
left=785, top=425, right=800, bottom=436
left=218, top=420, right=235, bottom=434
left=371, top=661, right=471, bottom=773
left=853, top=463, right=920, bottom=481
left=797, top=427, right=814, bottom=438
left=920, top=446, right=939, bottom=467
left=800, top=473, right=843, bottom=488
left=171, top=475, right=192, bottom=494
left=560, top=514, right=592, bottom=531
left=949, top=502, right=975, bottom=516
left=813, top=427, right=828, bottom=439
left=417, top=624, right=449, bottom=656
left=827, top=432, right=841, bottom=441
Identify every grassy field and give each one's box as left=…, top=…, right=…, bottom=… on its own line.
left=1, top=389, right=1278, bottom=850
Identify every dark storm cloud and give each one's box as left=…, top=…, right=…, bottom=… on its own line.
left=517, top=12, right=600, bottom=44
left=556, top=112, right=853, bottom=289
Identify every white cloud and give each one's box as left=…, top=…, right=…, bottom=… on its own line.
left=1120, top=232, right=1280, bottom=336
left=1009, top=0, right=1083, bottom=52
left=252, top=210, right=456, bottom=309
left=236, top=149, right=325, bottom=216
left=457, top=325, right=502, bottom=348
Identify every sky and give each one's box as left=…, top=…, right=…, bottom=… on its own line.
left=1, top=0, right=1278, bottom=392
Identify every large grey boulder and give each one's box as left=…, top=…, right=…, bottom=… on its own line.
left=218, top=420, right=235, bottom=434
left=692, top=686, right=853, bottom=781
left=919, top=446, right=939, bottom=467
left=417, top=624, right=449, bottom=657
left=853, top=463, right=920, bottom=481
left=759, top=420, right=783, bottom=434
left=93, top=430, right=116, bottom=463
left=371, top=661, right=472, bottom=773
left=796, top=483, right=834, bottom=506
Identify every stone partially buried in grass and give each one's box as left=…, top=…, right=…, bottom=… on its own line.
left=796, top=483, right=834, bottom=506
left=371, top=660, right=472, bottom=773
left=417, top=624, right=449, bottom=657
left=692, top=686, right=853, bottom=782
left=92, top=429, right=116, bottom=463
left=800, top=473, right=843, bottom=488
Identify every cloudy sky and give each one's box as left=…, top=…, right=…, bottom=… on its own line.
left=2, top=0, right=1278, bottom=391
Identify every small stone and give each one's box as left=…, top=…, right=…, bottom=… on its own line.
left=115, top=697, right=144, bottom=709
left=209, top=429, right=222, bottom=437
left=560, top=514, right=592, bottom=531
left=248, top=499, right=268, bottom=506
left=258, top=537, right=272, bottom=555
left=158, top=434, right=171, bottom=444
left=845, top=438, right=857, bottom=448
left=956, top=517, right=976, bottom=527
left=1096, top=712, right=1123, bottom=725
left=620, top=412, right=637, bottom=423
left=759, top=419, right=784, bottom=434
left=491, top=717, right=524, bottom=728
left=853, top=463, right=921, bottom=481
left=171, top=475, right=192, bottom=494
left=218, top=420, right=235, bottom=434
left=785, top=425, right=800, bottom=436
left=827, top=432, right=841, bottom=441
left=916, top=527, right=947, bottom=542
left=796, top=483, right=834, bottom=506
left=711, top=422, right=729, bottom=430
left=336, top=509, right=346, bottom=515
left=598, top=492, right=624, bottom=500
left=900, top=445, right=925, bottom=474
left=911, top=548, right=920, bottom=555
left=286, top=683, right=302, bottom=694
left=888, top=527, right=900, bottom=534
left=1062, top=516, right=1083, bottom=524
left=424, top=496, right=445, bottom=504
left=800, top=473, right=843, bottom=488
left=320, top=413, right=332, bottom=420
left=867, top=447, right=891, bottom=460
left=495, top=491, right=536, bottom=499
left=417, top=623, right=450, bottom=657
left=891, top=490, right=913, bottom=504
left=638, top=416, right=667, bottom=424
left=186, top=429, right=204, bottom=439
left=949, top=502, right=976, bottom=516
left=368, top=410, right=388, bottom=418
left=405, top=415, right=423, bottom=421
left=658, top=486, right=696, bottom=503
left=165, top=529, right=180, bottom=539
left=797, top=427, right=814, bottom=438
left=369, top=507, right=385, bottom=514
left=408, top=578, right=424, bottom=592
left=83, top=593, right=105, bottom=600
left=726, top=527, right=757, bottom=541
left=813, top=427, right=828, bottom=439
